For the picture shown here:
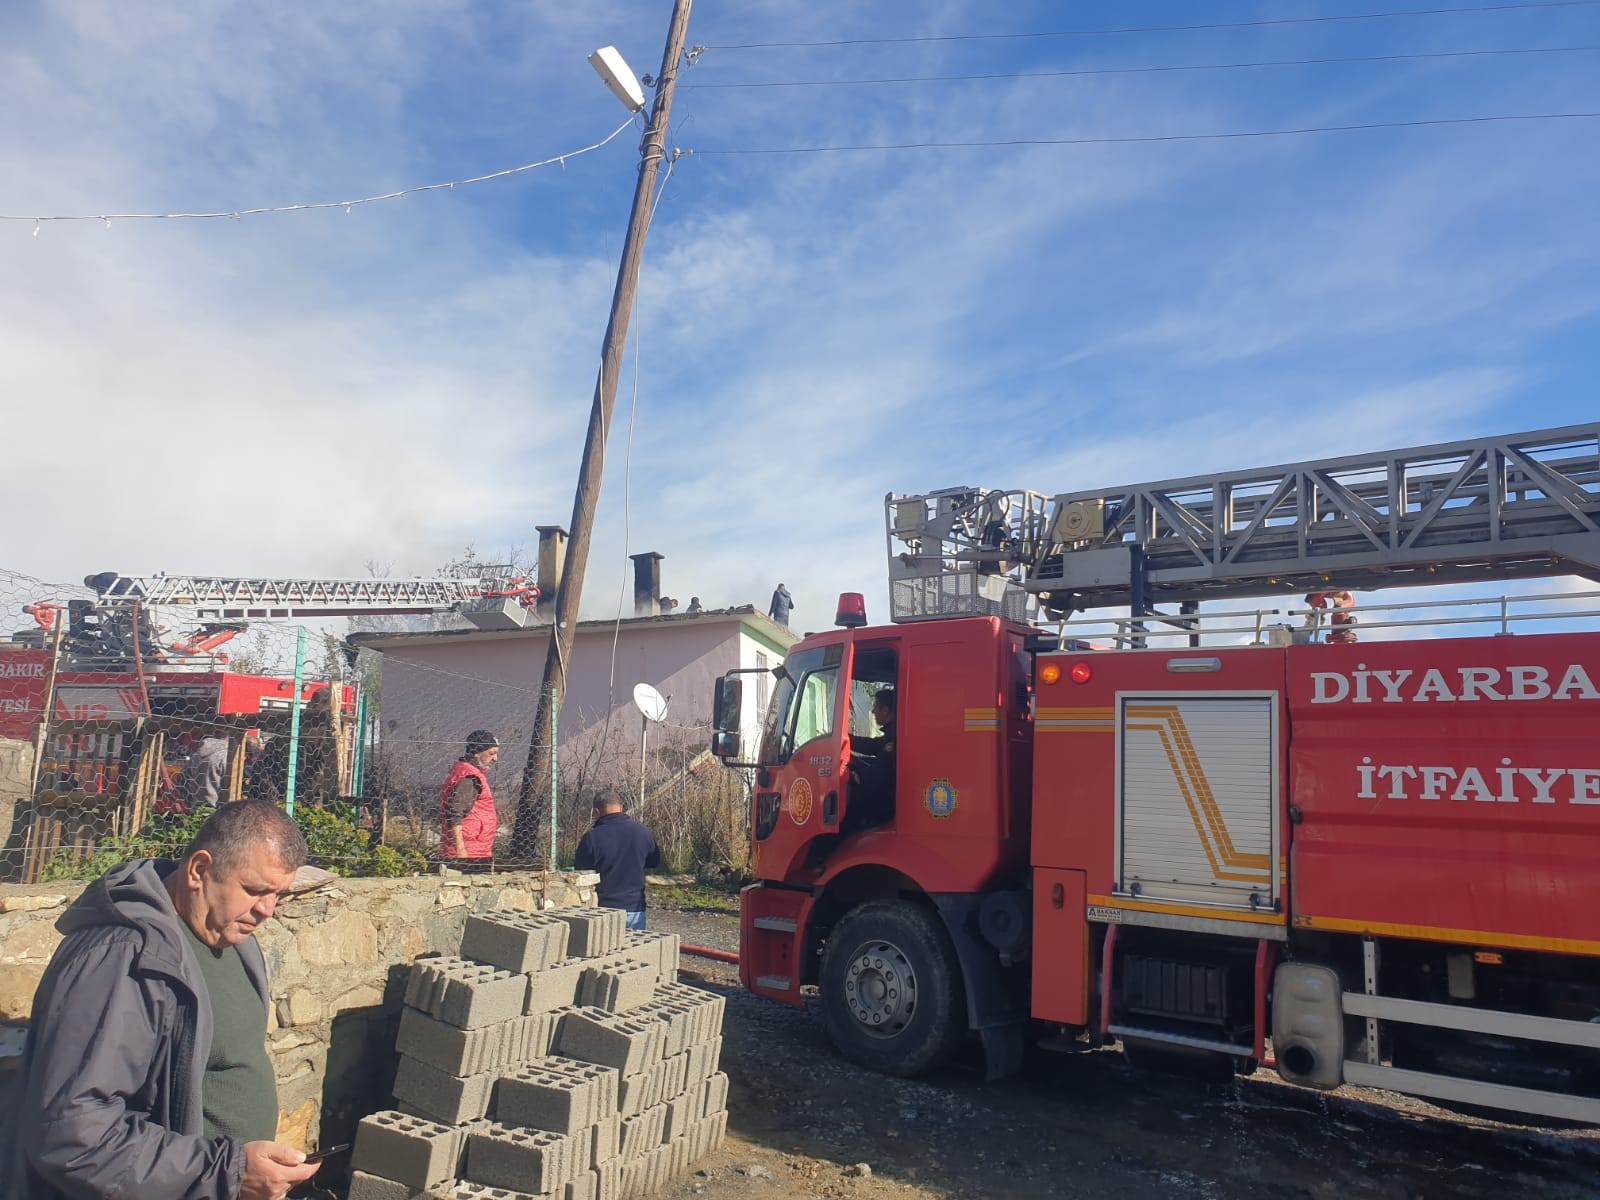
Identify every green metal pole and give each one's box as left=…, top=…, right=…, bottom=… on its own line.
left=351, top=689, right=368, bottom=798
left=285, top=627, right=306, bottom=815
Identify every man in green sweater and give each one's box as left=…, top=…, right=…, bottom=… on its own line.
left=5, top=801, right=321, bottom=1200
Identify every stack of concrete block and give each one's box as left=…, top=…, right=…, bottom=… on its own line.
left=349, top=909, right=728, bottom=1200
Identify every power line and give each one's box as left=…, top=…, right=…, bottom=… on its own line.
left=688, top=45, right=1600, bottom=90
left=700, top=2, right=1600, bottom=51
left=0, top=118, right=637, bottom=227
left=688, top=111, right=1600, bottom=155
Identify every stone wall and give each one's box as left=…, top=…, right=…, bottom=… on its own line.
left=0, top=869, right=599, bottom=1151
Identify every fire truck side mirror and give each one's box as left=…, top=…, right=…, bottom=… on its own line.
left=713, top=677, right=741, bottom=732
left=711, top=678, right=742, bottom=760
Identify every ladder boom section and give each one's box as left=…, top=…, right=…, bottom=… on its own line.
left=888, top=424, right=1600, bottom=620
left=87, top=573, right=497, bottom=618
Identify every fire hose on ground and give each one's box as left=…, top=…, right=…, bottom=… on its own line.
left=680, top=943, right=739, bottom=964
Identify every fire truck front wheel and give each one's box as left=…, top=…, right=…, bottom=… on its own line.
left=820, top=900, right=966, bottom=1076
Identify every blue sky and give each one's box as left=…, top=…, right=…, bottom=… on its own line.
left=1, top=1, right=1596, bottom=627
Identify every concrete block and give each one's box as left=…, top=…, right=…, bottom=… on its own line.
left=466, top=1123, right=574, bottom=1195
left=702, top=1071, right=729, bottom=1117
left=618, top=1105, right=666, bottom=1161
left=682, top=1080, right=706, bottom=1124
left=408, top=957, right=529, bottom=1030
left=348, top=1171, right=426, bottom=1200
left=704, top=1037, right=722, bottom=1076
left=555, top=1008, right=662, bottom=1078
left=615, top=1071, right=648, bottom=1119
left=631, top=1001, right=693, bottom=1060
left=524, top=960, right=587, bottom=1014
left=617, top=1161, right=641, bottom=1200
left=681, top=1039, right=709, bottom=1083
left=562, top=1170, right=597, bottom=1200
left=445, top=1185, right=541, bottom=1200
left=651, top=983, right=724, bottom=1045
left=593, top=1158, right=622, bottom=1200
left=589, top=1112, right=620, bottom=1168
left=404, top=955, right=466, bottom=1012
left=544, top=907, right=624, bottom=958
left=393, top=1056, right=495, bottom=1125
left=495, top=1065, right=594, bottom=1135
left=668, top=1136, right=689, bottom=1182
left=492, top=1010, right=557, bottom=1069
left=577, top=960, right=657, bottom=1015
left=353, top=1109, right=464, bottom=1191
left=664, top=1054, right=689, bottom=1101
left=399, top=1008, right=525, bottom=1077
left=615, top=933, right=662, bottom=982
left=462, top=913, right=570, bottom=974
left=708, top=1109, right=727, bottom=1149
left=538, top=1056, right=619, bottom=1121
left=662, top=1093, right=696, bottom=1145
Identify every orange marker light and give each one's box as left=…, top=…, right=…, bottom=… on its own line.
left=1038, top=663, right=1062, bottom=685
left=1070, top=662, right=1093, bottom=684
left=1474, top=951, right=1504, bottom=965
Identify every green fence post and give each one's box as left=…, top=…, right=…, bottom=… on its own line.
left=285, top=627, right=306, bottom=816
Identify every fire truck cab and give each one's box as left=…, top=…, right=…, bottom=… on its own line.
left=718, top=610, right=1036, bottom=1076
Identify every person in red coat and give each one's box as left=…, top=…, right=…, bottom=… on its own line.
left=439, top=730, right=500, bottom=861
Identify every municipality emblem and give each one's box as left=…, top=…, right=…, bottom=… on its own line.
left=925, top=779, right=957, bottom=819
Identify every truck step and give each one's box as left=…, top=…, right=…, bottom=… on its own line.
left=1109, top=1024, right=1253, bottom=1058
left=755, top=975, right=792, bottom=991
left=753, top=917, right=798, bottom=933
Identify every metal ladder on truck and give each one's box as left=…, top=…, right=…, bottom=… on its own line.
left=884, top=422, right=1600, bottom=623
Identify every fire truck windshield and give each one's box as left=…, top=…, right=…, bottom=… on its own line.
left=759, top=644, right=841, bottom=765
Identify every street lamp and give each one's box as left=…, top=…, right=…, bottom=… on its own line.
left=588, top=46, right=646, bottom=113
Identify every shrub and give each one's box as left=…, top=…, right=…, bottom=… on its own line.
left=33, top=802, right=423, bottom=880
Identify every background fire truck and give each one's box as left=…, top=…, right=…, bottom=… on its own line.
left=0, top=570, right=537, bottom=881
left=712, top=423, right=1600, bottom=1124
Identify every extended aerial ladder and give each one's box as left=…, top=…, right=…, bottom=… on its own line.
left=34, top=570, right=541, bottom=671
left=886, top=423, right=1600, bottom=623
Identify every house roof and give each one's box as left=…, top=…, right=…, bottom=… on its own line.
left=349, top=603, right=797, bottom=655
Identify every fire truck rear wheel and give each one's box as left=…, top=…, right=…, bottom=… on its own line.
left=820, top=900, right=965, bottom=1077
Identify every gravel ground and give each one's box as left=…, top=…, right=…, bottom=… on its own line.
left=648, top=906, right=1600, bottom=1200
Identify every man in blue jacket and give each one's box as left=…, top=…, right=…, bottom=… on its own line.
left=573, top=795, right=662, bottom=930
left=4, top=801, right=320, bottom=1200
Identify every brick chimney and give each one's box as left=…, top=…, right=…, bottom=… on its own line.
left=629, top=551, right=664, bottom=617
left=536, top=526, right=568, bottom=619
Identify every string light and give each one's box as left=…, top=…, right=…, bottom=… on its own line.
left=4, top=118, right=636, bottom=230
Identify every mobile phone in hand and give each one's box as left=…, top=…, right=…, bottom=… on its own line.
left=303, top=1144, right=349, bottom=1165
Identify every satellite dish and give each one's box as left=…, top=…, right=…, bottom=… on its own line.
left=632, top=682, right=669, bottom=723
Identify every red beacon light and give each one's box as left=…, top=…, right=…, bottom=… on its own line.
left=1069, top=662, right=1093, bottom=684
left=835, top=592, right=868, bottom=628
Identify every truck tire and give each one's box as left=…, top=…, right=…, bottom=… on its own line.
left=820, top=900, right=966, bottom=1076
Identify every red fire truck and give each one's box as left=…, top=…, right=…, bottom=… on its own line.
left=712, top=424, right=1600, bottom=1123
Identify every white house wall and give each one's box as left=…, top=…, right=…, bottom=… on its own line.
left=373, top=617, right=788, bottom=803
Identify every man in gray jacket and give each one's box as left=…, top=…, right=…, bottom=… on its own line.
left=3, top=801, right=320, bottom=1200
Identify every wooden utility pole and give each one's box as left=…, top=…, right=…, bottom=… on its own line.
left=509, top=0, right=694, bottom=862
